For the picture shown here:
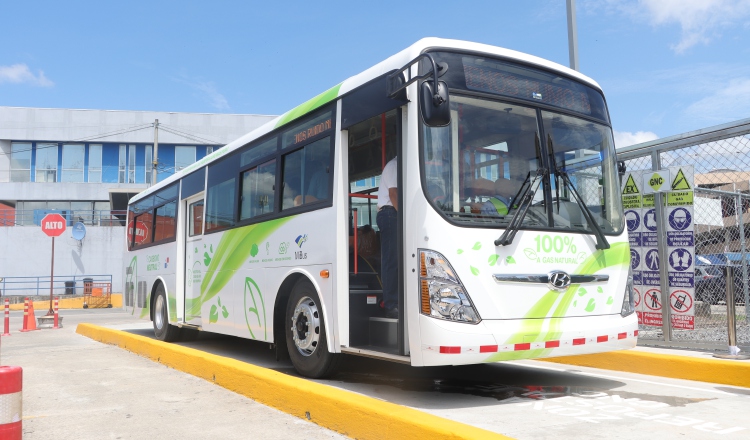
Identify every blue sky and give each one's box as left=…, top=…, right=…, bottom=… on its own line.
left=2, top=0, right=750, bottom=147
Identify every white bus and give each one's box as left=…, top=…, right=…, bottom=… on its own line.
left=124, top=38, right=636, bottom=378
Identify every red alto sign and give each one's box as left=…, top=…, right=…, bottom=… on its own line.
left=127, top=220, right=149, bottom=244
left=41, top=213, right=67, bottom=237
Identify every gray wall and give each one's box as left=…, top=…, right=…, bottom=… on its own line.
left=0, top=226, right=125, bottom=295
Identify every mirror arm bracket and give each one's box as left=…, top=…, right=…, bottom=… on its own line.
left=386, top=53, right=445, bottom=101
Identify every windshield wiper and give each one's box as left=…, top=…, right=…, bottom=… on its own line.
left=494, top=168, right=545, bottom=246
left=546, top=137, right=610, bottom=250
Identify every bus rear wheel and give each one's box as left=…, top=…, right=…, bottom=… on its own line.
left=285, top=278, right=340, bottom=378
left=153, top=283, right=181, bottom=342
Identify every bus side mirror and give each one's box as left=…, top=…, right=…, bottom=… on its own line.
left=617, top=160, right=626, bottom=183
left=420, top=80, right=451, bottom=127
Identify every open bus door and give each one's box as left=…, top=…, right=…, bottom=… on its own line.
left=344, top=108, right=406, bottom=358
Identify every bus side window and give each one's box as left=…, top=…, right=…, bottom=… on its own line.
left=282, top=137, right=332, bottom=209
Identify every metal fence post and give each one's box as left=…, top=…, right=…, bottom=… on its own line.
left=737, top=193, right=750, bottom=321
left=652, top=151, right=672, bottom=341
left=655, top=192, right=672, bottom=341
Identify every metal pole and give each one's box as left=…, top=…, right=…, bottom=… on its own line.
left=726, top=266, right=737, bottom=348
left=736, top=193, right=750, bottom=321
left=655, top=192, right=672, bottom=341
left=47, top=236, right=55, bottom=315
left=152, top=119, right=159, bottom=185
left=566, top=0, right=580, bottom=71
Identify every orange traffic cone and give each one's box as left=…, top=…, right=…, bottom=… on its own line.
left=19, top=298, right=38, bottom=332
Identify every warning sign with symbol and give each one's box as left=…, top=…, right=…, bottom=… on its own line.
left=642, top=169, right=671, bottom=194
left=667, top=166, right=694, bottom=206
left=642, top=288, right=663, bottom=327
left=670, top=289, right=695, bottom=329
left=621, top=172, right=643, bottom=210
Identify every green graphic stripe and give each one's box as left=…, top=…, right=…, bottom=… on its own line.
left=187, top=217, right=292, bottom=315
left=275, top=84, right=342, bottom=128
left=485, top=242, right=630, bottom=362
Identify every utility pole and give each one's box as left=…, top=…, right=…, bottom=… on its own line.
left=567, top=0, right=580, bottom=71
left=152, top=119, right=159, bottom=186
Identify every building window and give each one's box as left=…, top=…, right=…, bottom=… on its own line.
left=62, top=144, right=85, bottom=182
left=10, top=142, right=32, bottom=182
left=128, top=145, right=136, bottom=183
left=145, top=145, right=153, bottom=185
left=175, top=146, right=196, bottom=172
left=88, top=144, right=102, bottom=183
left=206, top=146, right=213, bottom=155
left=36, top=143, right=58, bottom=182
left=119, top=145, right=126, bottom=183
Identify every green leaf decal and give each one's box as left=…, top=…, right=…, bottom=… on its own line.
left=470, top=266, right=480, bottom=276
left=524, top=248, right=538, bottom=260
left=209, top=305, right=218, bottom=323
left=597, top=286, right=604, bottom=293
left=606, top=296, right=614, bottom=305
left=195, top=217, right=292, bottom=316
left=506, top=256, right=516, bottom=264
left=244, top=277, right=267, bottom=340
left=577, top=287, right=587, bottom=296
left=204, top=252, right=211, bottom=266
left=210, top=244, right=214, bottom=253
left=457, top=249, right=464, bottom=254
left=221, top=305, right=229, bottom=318
left=585, top=298, right=596, bottom=312
left=573, top=300, right=577, bottom=307
left=194, top=247, right=198, bottom=253
left=488, top=254, right=499, bottom=266
left=250, top=243, right=259, bottom=257
left=472, top=242, right=482, bottom=250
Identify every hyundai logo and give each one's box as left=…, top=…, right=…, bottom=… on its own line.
left=548, top=270, right=572, bottom=291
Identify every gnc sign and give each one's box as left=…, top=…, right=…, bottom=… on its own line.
left=41, top=213, right=67, bottom=237
left=127, top=220, right=149, bottom=245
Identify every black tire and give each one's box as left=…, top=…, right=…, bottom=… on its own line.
left=285, top=278, right=341, bottom=378
left=153, top=283, right=181, bottom=342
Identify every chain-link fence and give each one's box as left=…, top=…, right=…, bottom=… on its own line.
left=617, top=118, right=750, bottom=351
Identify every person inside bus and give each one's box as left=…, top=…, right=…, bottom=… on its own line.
left=478, top=177, right=516, bottom=216
left=377, top=156, right=399, bottom=319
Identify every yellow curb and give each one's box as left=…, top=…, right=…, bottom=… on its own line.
left=76, top=323, right=511, bottom=440
left=8, top=294, right=122, bottom=311
left=542, top=350, right=750, bottom=388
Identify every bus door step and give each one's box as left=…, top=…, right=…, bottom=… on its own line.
left=369, top=316, right=397, bottom=348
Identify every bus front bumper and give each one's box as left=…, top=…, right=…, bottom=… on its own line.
left=417, top=313, right=638, bottom=366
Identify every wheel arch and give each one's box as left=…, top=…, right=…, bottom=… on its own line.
left=273, top=269, right=335, bottom=355
left=148, top=276, right=169, bottom=322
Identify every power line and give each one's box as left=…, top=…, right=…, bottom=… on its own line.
left=158, top=124, right=223, bottom=145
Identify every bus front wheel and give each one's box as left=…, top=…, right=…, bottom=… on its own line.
left=285, top=278, right=340, bottom=378
left=153, top=283, right=181, bottom=342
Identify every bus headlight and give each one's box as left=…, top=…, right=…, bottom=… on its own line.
left=620, top=266, right=636, bottom=317
left=419, top=249, right=481, bottom=323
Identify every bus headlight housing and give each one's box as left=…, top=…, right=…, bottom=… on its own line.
left=620, top=266, right=636, bottom=317
left=419, top=249, right=481, bottom=324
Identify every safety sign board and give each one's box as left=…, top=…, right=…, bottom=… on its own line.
left=626, top=166, right=695, bottom=329
left=643, top=169, right=671, bottom=194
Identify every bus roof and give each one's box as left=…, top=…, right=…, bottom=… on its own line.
left=129, top=38, right=601, bottom=205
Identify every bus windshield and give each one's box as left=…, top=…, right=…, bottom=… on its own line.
left=421, top=94, right=623, bottom=235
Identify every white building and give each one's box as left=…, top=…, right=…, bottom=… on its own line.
left=0, top=106, right=274, bottom=296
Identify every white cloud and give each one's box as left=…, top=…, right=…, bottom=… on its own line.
left=684, top=77, right=750, bottom=124
left=641, top=0, right=750, bottom=53
left=0, top=63, right=54, bottom=87
left=583, top=0, right=750, bottom=53
left=174, top=75, right=230, bottom=111
left=614, top=130, right=659, bottom=148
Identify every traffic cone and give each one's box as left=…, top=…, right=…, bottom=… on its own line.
left=19, top=298, right=38, bottom=332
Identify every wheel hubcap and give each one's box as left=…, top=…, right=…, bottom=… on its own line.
left=291, top=296, right=320, bottom=357
left=154, top=294, right=164, bottom=330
